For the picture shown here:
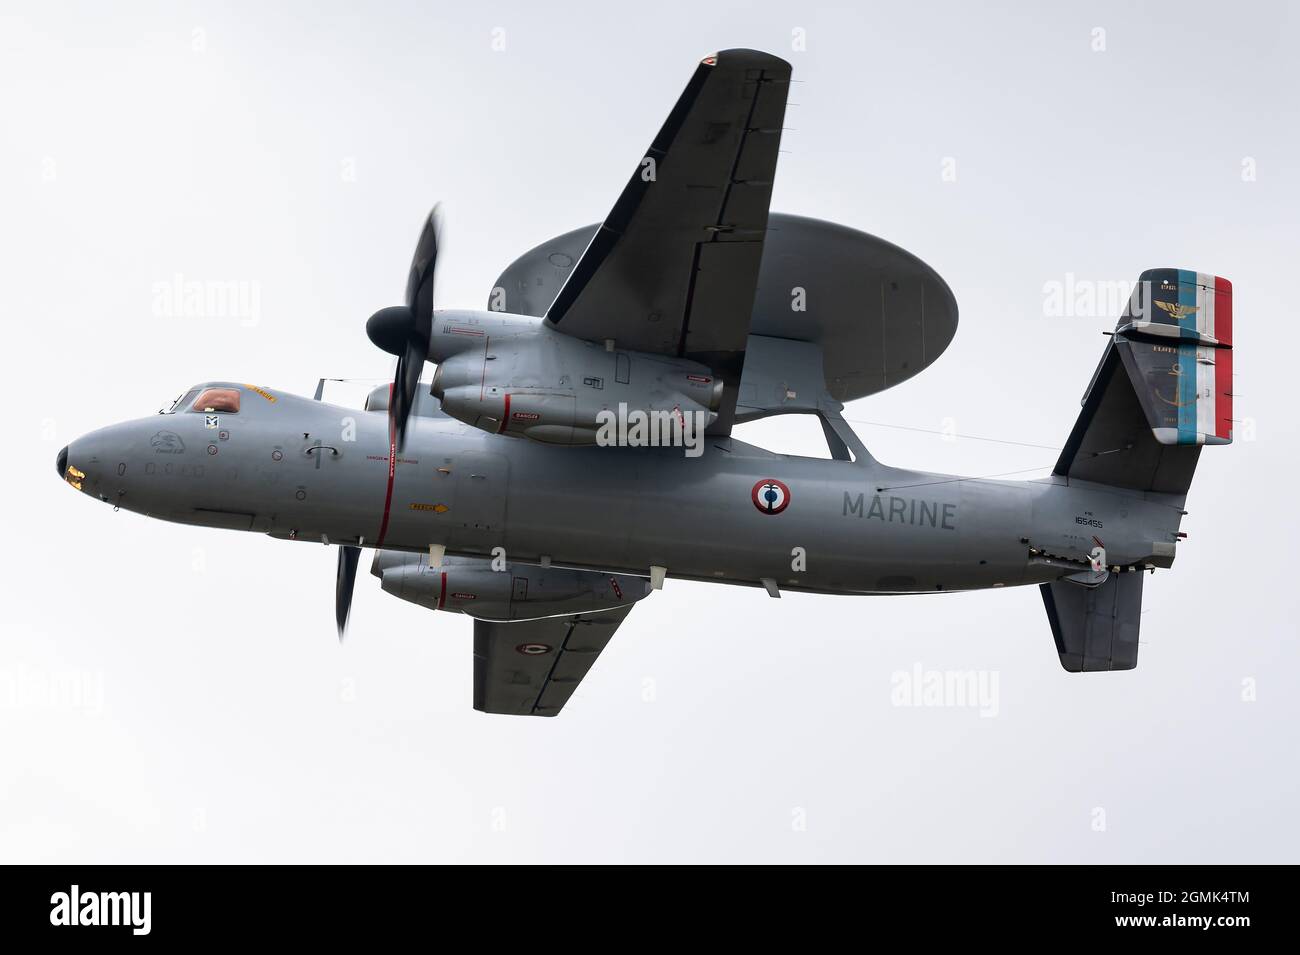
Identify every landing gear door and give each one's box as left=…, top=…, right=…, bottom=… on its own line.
left=449, top=450, right=508, bottom=552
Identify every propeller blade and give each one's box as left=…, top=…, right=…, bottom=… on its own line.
left=335, top=545, right=361, bottom=640
left=405, top=203, right=443, bottom=312
left=387, top=340, right=423, bottom=452
left=368, top=204, right=444, bottom=452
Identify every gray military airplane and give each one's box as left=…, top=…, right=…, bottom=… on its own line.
left=57, top=50, right=1234, bottom=715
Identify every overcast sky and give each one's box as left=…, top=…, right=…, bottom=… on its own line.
left=2, top=0, right=1297, bottom=862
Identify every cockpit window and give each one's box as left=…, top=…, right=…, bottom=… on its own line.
left=190, top=388, right=241, bottom=413
left=161, top=388, right=201, bottom=414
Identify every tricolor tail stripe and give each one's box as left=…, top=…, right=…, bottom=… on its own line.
left=1181, top=270, right=1233, bottom=346
left=1177, top=341, right=1198, bottom=444
left=1214, top=335, right=1233, bottom=441
left=1121, top=269, right=1233, bottom=446
left=1213, top=277, right=1233, bottom=442
left=1178, top=272, right=1232, bottom=445
left=1177, top=269, right=1200, bottom=337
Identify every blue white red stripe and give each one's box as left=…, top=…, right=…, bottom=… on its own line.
left=1175, top=273, right=1232, bottom=445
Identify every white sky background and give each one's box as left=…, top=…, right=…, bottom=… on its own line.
left=1, top=0, right=1297, bottom=862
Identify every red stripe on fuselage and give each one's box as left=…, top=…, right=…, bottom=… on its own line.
left=499, top=393, right=510, bottom=433
left=437, top=571, right=447, bottom=609
left=375, top=384, right=398, bottom=547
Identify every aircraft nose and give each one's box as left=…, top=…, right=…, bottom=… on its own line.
left=57, top=439, right=91, bottom=492
left=59, top=423, right=146, bottom=501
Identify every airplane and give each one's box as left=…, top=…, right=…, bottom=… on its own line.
left=56, top=49, right=1234, bottom=716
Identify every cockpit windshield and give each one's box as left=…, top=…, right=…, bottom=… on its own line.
left=159, top=385, right=242, bottom=414
left=191, top=388, right=240, bottom=413
left=160, top=387, right=201, bottom=414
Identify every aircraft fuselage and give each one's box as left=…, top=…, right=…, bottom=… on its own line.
left=60, top=387, right=1184, bottom=595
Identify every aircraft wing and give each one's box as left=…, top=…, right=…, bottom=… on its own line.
left=473, top=606, right=635, bottom=716
left=544, top=49, right=791, bottom=433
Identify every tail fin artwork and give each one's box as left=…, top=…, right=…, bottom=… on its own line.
left=1045, top=269, right=1233, bottom=671
left=1055, top=269, right=1233, bottom=495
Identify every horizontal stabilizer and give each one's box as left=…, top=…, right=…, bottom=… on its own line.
left=1040, top=572, right=1144, bottom=672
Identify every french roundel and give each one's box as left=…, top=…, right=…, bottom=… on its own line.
left=751, top=478, right=791, bottom=515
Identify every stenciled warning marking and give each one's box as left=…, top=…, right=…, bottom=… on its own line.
left=751, top=478, right=791, bottom=515
left=243, top=384, right=277, bottom=403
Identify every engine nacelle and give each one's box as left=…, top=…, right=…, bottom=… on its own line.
left=373, top=552, right=649, bottom=622
left=427, top=310, right=723, bottom=445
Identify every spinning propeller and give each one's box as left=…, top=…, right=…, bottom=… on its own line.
left=366, top=204, right=443, bottom=451
left=333, top=206, right=442, bottom=640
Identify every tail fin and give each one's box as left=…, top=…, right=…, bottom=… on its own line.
left=1041, top=573, right=1143, bottom=671
left=1045, top=269, right=1232, bottom=673
left=1055, top=269, right=1233, bottom=494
